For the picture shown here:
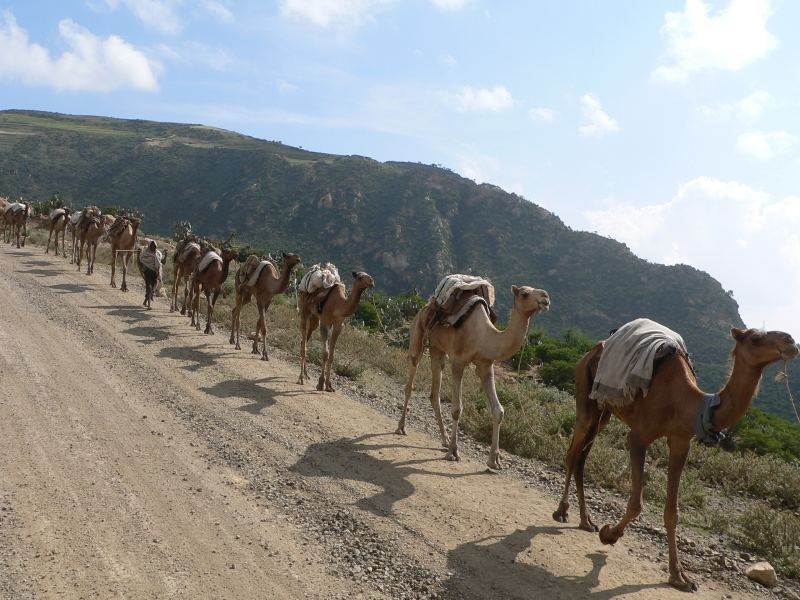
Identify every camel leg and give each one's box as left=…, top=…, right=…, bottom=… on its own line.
left=170, top=268, right=180, bottom=312
left=46, top=226, right=54, bottom=254
left=316, top=324, right=330, bottom=391
left=190, top=283, right=201, bottom=330
left=476, top=361, right=505, bottom=470
left=204, top=291, right=217, bottom=334
left=252, top=302, right=264, bottom=355
left=554, top=402, right=608, bottom=530
left=120, top=252, right=129, bottom=292
left=665, top=436, right=696, bottom=592
left=229, top=293, right=240, bottom=346
left=396, top=350, right=424, bottom=438
left=429, top=350, right=448, bottom=447
left=575, top=410, right=611, bottom=532
left=298, top=316, right=308, bottom=385
left=445, top=362, right=467, bottom=462
left=260, top=301, right=272, bottom=361
left=60, top=228, right=66, bottom=257
left=321, top=323, right=341, bottom=392
left=599, top=430, right=647, bottom=545
left=110, top=248, right=117, bottom=287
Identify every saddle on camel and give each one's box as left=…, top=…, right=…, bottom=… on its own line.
left=297, top=262, right=342, bottom=313
left=422, top=274, right=498, bottom=332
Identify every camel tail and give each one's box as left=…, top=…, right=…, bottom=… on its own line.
left=575, top=342, right=603, bottom=409
left=407, top=306, right=430, bottom=362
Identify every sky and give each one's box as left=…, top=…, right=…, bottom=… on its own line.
left=1, top=0, right=799, bottom=335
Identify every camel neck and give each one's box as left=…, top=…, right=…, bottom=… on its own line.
left=221, top=257, right=233, bottom=282
left=276, top=263, right=294, bottom=293
left=714, top=357, right=763, bottom=430
left=341, top=285, right=366, bottom=317
left=483, top=304, right=532, bottom=361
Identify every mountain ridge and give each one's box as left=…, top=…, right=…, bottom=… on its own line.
left=4, top=108, right=795, bottom=417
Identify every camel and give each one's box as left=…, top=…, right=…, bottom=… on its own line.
left=135, top=241, right=168, bottom=309
left=229, top=252, right=302, bottom=359
left=0, top=197, right=9, bottom=242
left=188, top=247, right=238, bottom=334
left=70, top=207, right=100, bottom=264
left=395, top=284, right=550, bottom=470
left=76, top=208, right=105, bottom=275
left=45, top=208, right=71, bottom=257
left=4, top=201, right=30, bottom=248
left=552, top=325, right=798, bottom=592
left=297, top=270, right=375, bottom=392
left=107, top=215, right=141, bottom=292
left=171, top=236, right=206, bottom=314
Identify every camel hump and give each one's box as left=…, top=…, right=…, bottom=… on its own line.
left=433, top=274, right=495, bottom=311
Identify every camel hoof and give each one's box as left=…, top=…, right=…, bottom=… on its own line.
left=579, top=521, right=599, bottom=533
left=111, top=281, right=116, bottom=288
left=394, top=426, right=407, bottom=436
left=180, top=308, right=186, bottom=315
left=316, top=381, right=324, bottom=391
left=444, top=451, right=460, bottom=462
left=121, top=287, right=128, bottom=293
left=261, top=355, right=268, bottom=362
left=599, top=525, right=619, bottom=545
left=553, top=511, right=567, bottom=524
left=235, top=344, right=241, bottom=350
left=669, top=572, right=698, bottom=593
left=487, top=456, right=502, bottom=470
left=297, top=378, right=304, bottom=385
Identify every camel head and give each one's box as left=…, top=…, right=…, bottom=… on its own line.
left=221, top=248, right=239, bottom=262
left=351, top=271, right=375, bottom=290
left=511, top=285, right=550, bottom=315
left=281, top=252, right=302, bottom=269
left=731, top=327, right=799, bottom=366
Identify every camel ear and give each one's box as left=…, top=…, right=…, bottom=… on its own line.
left=282, top=252, right=288, bottom=258
left=511, top=285, right=520, bottom=296
left=731, top=327, right=747, bottom=342
left=352, top=271, right=358, bottom=278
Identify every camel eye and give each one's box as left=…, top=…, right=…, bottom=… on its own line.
left=521, top=291, right=529, bottom=299
left=751, top=332, right=766, bottom=344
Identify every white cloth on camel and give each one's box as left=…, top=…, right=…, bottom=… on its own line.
left=49, top=208, right=66, bottom=220
left=179, top=241, right=201, bottom=263
left=197, top=250, right=222, bottom=273
left=589, top=318, right=688, bottom=407
left=139, top=245, right=163, bottom=291
left=298, top=262, right=340, bottom=294
left=6, top=202, right=26, bottom=215
left=433, top=274, right=495, bottom=308
left=69, top=211, right=82, bottom=225
left=246, top=260, right=274, bottom=288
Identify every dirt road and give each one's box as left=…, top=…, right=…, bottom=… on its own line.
left=0, top=246, right=762, bottom=599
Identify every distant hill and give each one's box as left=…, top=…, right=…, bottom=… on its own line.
left=1, top=109, right=796, bottom=418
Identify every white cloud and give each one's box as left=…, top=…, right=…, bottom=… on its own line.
left=737, top=131, right=796, bottom=160
left=279, top=0, right=393, bottom=28
left=440, top=52, right=457, bottom=67
left=200, top=0, right=234, bottom=22
left=578, top=93, right=619, bottom=137
left=702, top=89, right=774, bottom=124
left=105, top=0, right=183, bottom=34
left=0, top=11, right=159, bottom=92
left=585, top=177, right=800, bottom=332
left=277, top=79, right=299, bottom=94
left=451, top=86, right=513, bottom=112
left=432, top=0, right=471, bottom=10
left=652, top=0, right=778, bottom=83
left=529, top=106, right=557, bottom=122
left=157, top=41, right=238, bottom=71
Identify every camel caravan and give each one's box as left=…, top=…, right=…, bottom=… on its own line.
left=2, top=196, right=798, bottom=593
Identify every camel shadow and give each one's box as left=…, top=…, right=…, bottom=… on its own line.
left=441, top=525, right=669, bottom=599
left=199, top=376, right=305, bottom=415
left=101, top=305, right=155, bottom=324
left=157, top=344, right=219, bottom=371
left=23, top=260, right=57, bottom=267
left=290, top=432, right=482, bottom=517
left=123, top=325, right=171, bottom=344
left=48, top=282, right=91, bottom=294
left=18, top=268, right=62, bottom=278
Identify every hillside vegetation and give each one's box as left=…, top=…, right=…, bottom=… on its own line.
left=2, top=109, right=798, bottom=418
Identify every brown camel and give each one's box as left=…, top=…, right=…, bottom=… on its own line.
left=171, top=237, right=209, bottom=314
left=45, top=208, right=71, bottom=257
left=189, top=248, right=238, bottom=334
left=229, top=252, right=302, bottom=359
left=396, top=285, right=550, bottom=470
left=107, top=216, right=141, bottom=292
left=4, top=201, right=30, bottom=248
left=0, top=197, right=9, bottom=242
left=552, top=324, right=798, bottom=592
left=70, top=207, right=100, bottom=264
left=76, top=209, right=105, bottom=275
left=297, top=271, right=375, bottom=392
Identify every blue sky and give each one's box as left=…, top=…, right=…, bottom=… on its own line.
left=1, top=0, right=799, bottom=335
